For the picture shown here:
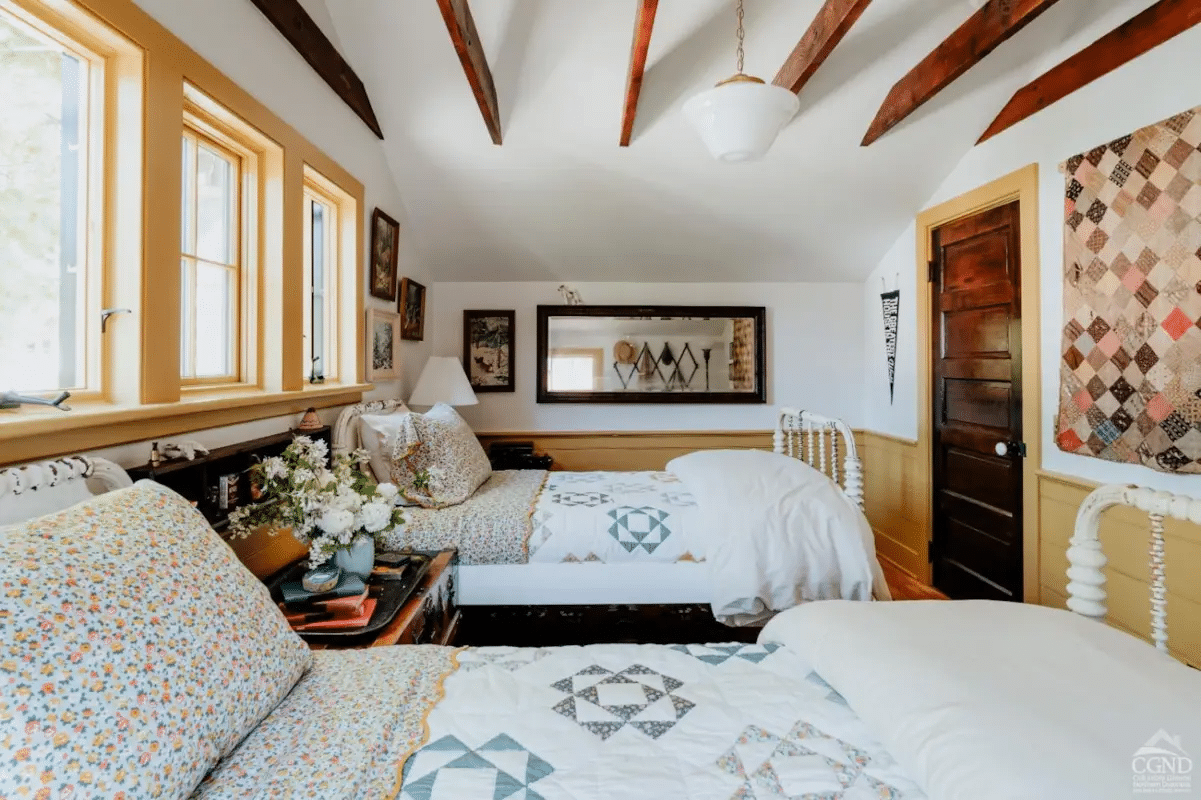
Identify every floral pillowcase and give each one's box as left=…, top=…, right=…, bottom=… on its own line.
left=388, top=403, right=492, bottom=508
left=0, top=481, right=312, bottom=799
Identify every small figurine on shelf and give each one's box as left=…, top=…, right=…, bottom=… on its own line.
left=297, top=407, right=323, bottom=432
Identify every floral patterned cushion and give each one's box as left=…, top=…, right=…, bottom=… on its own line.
left=0, top=481, right=312, bottom=799
left=389, top=403, right=492, bottom=509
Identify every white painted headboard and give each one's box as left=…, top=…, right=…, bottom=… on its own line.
left=0, top=456, right=133, bottom=526
left=1068, top=484, right=1201, bottom=654
left=773, top=408, right=864, bottom=510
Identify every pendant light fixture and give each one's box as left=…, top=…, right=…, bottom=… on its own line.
left=683, top=0, right=799, bottom=162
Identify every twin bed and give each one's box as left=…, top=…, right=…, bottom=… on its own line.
left=334, top=402, right=888, bottom=622
left=2, top=457, right=1198, bottom=799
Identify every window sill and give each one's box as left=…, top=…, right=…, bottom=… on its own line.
left=0, top=383, right=370, bottom=467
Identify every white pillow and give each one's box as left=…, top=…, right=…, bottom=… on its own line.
left=358, top=406, right=411, bottom=483
left=761, top=600, right=1201, bottom=800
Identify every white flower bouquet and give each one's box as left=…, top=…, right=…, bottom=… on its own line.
left=228, top=436, right=404, bottom=568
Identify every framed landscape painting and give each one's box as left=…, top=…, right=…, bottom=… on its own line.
left=463, top=310, right=515, bottom=392
left=366, top=308, right=400, bottom=381
left=399, top=277, right=426, bottom=341
left=369, top=209, right=399, bottom=301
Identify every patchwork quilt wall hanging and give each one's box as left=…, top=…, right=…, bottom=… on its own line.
left=1056, top=105, right=1201, bottom=473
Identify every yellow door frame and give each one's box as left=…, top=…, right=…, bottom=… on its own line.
left=913, top=163, right=1042, bottom=603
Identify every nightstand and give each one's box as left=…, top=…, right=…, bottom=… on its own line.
left=307, top=549, right=459, bottom=650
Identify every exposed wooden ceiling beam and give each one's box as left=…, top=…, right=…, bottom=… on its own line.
left=979, top=0, right=1201, bottom=144
left=861, top=0, right=1062, bottom=146
left=247, top=0, right=383, bottom=139
left=435, top=0, right=503, bottom=145
left=772, top=0, right=875, bottom=95
left=619, top=0, right=660, bottom=147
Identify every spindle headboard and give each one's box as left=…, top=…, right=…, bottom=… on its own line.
left=773, top=408, right=864, bottom=510
left=0, top=456, right=132, bottom=526
left=1067, top=484, right=1201, bottom=654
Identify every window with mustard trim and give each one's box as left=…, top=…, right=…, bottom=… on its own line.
left=0, top=0, right=108, bottom=396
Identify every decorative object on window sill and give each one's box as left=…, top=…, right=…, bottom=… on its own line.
left=558, top=284, right=585, bottom=305
left=399, top=277, right=427, bottom=341
left=369, top=208, right=400, bottom=301
left=365, top=307, right=401, bottom=382
left=0, top=391, right=71, bottom=411
left=160, top=440, right=211, bottom=461
left=297, top=407, right=323, bottom=432
left=227, top=435, right=406, bottom=569
left=308, top=356, right=325, bottom=385
left=409, top=356, right=479, bottom=407
left=682, top=0, right=798, bottom=162
left=880, top=276, right=900, bottom=405
left=463, top=310, right=515, bottom=392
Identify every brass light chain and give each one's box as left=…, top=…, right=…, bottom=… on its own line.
left=735, top=0, right=745, bottom=75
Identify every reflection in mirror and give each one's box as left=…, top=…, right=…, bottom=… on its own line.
left=537, top=306, right=766, bottom=404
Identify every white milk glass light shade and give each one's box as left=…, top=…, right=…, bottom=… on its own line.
left=683, top=76, right=800, bottom=162
left=408, top=356, right=479, bottom=406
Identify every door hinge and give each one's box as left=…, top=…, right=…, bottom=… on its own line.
left=927, top=539, right=936, bottom=563
left=928, top=259, right=939, bottom=283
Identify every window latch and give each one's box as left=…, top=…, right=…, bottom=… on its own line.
left=0, top=391, right=71, bottom=411
left=100, top=308, right=131, bottom=333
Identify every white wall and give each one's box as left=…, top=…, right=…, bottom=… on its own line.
left=863, top=19, right=1201, bottom=494
left=62, top=0, right=426, bottom=470
left=430, top=282, right=865, bottom=432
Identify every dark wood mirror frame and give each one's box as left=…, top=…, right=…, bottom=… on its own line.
left=536, top=305, right=767, bottom=404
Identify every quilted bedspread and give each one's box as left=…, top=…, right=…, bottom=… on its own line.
left=400, top=642, right=924, bottom=800
left=528, top=470, right=704, bottom=564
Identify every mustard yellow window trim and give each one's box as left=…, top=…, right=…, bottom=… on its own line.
left=0, top=384, right=372, bottom=466
left=1, top=0, right=368, bottom=464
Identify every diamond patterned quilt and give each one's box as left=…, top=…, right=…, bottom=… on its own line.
left=1056, top=106, right=1201, bottom=472
left=401, top=643, right=924, bottom=800
left=528, top=471, right=704, bottom=564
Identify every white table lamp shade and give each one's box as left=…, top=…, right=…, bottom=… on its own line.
left=409, top=357, right=479, bottom=406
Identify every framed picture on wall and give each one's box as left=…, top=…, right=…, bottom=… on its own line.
left=399, top=277, right=426, bottom=341
left=366, top=308, right=400, bottom=381
left=369, top=209, right=400, bottom=301
left=463, top=310, right=515, bottom=392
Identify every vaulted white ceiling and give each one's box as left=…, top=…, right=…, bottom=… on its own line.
left=320, top=0, right=1150, bottom=282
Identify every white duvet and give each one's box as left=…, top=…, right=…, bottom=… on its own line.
left=668, top=450, right=890, bottom=625
left=762, top=600, right=1201, bottom=800
left=403, top=642, right=925, bottom=800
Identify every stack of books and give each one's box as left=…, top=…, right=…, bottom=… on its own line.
left=278, top=572, right=378, bottom=631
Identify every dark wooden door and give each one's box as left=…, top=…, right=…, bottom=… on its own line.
left=931, top=201, right=1023, bottom=601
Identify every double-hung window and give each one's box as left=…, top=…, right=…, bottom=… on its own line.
left=180, top=126, right=242, bottom=383
left=0, top=3, right=102, bottom=395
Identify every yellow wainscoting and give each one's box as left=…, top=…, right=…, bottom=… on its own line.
left=860, top=432, right=929, bottom=582
left=1038, top=472, right=1201, bottom=668
left=476, top=430, right=777, bottom=472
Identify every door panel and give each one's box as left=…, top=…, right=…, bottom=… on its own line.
left=931, top=201, right=1023, bottom=601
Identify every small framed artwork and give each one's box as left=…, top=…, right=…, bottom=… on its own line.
left=366, top=308, right=401, bottom=381
left=369, top=209, right=400, bottom=301
left=463, top=310, right=515, bottom=392
left=399, top=277, right=426, bottom=341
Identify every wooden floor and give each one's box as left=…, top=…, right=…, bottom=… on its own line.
left=882, top=560, right=949, bottom=600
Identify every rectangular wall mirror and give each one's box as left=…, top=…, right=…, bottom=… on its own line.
left=536, top=305, right=766, bottom=404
